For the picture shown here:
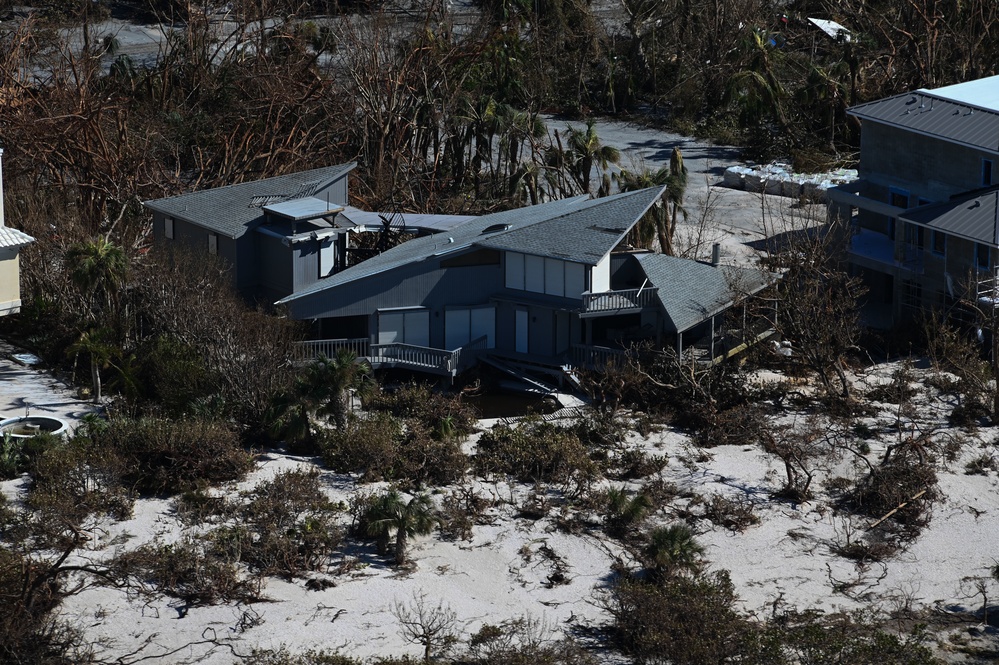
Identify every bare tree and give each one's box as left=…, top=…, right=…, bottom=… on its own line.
left=394, top=591, right=461, bottom=661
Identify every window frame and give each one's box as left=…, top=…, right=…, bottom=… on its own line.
left=930, top=230, right=946, bottom=257
left=983, top=158, right=994, bottom=187
left=208, top=233, right=218, bottom=256
left=976, top=242, right=992, bottom=271
left=164, top=217, right=174, bottom=240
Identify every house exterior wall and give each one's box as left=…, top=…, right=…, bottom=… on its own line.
left=0, top=250, right=21, bottom=315
left=256, top=233, right=294, bottom=298
left=843, top=115, right=999, bottom=322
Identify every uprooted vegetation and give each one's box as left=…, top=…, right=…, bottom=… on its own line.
left=4, top=324, right=999, bottom=662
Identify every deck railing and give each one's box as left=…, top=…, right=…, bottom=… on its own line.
left=569, top=344, right=628, bottom=369
left=294, top=338, right=369, bottom=362
left=297, top=336, right=489, bottom=375
left=581, top=287, right=659, bottom=313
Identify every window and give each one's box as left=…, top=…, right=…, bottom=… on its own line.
left=976, top=243, right=992, bottom=270
left=889, top=189, right=909, bottom=208
left=931, top=230, right=946, bottom=256
left=319, top=236, right=335, bottom=277
left=984, top=159, right=994, bottom=187
left=164, top=217, right=174, bottom=240
left=504, top=252, right=587, bottom=298
left=208, top=233, right=218, bottom=255
left=903, top=223, right=924, bottom=249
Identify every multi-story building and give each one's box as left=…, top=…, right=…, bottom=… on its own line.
left=828, top=75, right=999, bottom=323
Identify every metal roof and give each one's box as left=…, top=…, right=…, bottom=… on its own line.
left=0, top=225, right=34, bottom=249
left=635, top=253, right=771, bottom=333
left=930, top=76, right=999, bottom=111
left=899, top=189, right=999, bottom=246
left=142, top=163, right=356, bottom=239
left=848, top=80, right=999, bottom=153
left=263, top=197, right=343, bottom=222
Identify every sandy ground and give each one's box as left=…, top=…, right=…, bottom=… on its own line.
left=0, top=353, right=993, bottom=662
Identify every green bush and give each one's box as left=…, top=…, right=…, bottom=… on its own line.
left=474, top=416, right=598, bottom=488
left=320, top=414, right=466, bottom=486
left=366, top=383, right=478, bottom=441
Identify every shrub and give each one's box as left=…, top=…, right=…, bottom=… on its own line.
left=474, top=417, right=598, bottom=488
left=605, top=572, right=762, bottom=665
left=244, top=650, right=362, bottom=665
left=230, top=469, right=346, bottom=577
left=846, top=441, right=937, bottom=542
left=320, top=414, right=466, bottom=486
left=94, top=416, right=252, bottom=495
left=367, top=383, right=477, bottom=441
left=118, top=536, right=257, bottom=606
left=28, top=438, right=134, bottom=527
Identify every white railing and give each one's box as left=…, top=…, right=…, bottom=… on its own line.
left=582, top=287, right=659, bottom=313
left=294, top=338, right=369, bottom=361
left=296, top=335, right=486, bottom=375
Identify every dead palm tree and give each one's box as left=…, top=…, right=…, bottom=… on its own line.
left=565, top=119, right=620, bottom=195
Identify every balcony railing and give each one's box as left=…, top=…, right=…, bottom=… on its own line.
left=581, top=287, right=659, bottom=313
left=294, top=338, right=369, bottom=361
left=295, top=336, right=488, bottom=376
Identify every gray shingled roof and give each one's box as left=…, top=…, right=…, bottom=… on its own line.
left=899, top=189, right=999, bottom=245
left=0, top=225, right=34, bottom=249
left=475, top=187, right=665, bottom=263
left=278, top=188, right=664, bottom=305
left=143, top=164, right=356, bottom=239
left=848, top=89, right=999, bottom=153
left=635, top=253, right=771, bottom=333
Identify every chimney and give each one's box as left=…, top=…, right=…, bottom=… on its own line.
left=711, top=242, right=721, bottom=266
left=0, top=147, right=5, bottom=228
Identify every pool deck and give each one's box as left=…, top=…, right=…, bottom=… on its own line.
left=0, top=340, right=97, bottom=432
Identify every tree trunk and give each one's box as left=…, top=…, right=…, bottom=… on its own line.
left=91, top=358, right=102, bottom=404
left=395, top=529, right=408, bottom=566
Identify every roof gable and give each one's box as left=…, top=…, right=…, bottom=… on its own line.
left=0, top=225, right=34, bottom=249
left=848, top=85, right=999, bottom=153
left=143, top=163, right=356, bottom=239
left=635, top=253, right=770, bottom=333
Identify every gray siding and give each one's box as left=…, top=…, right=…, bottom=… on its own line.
left=292, top=240, right=322, bottom=293
left=316, top=177, right=349, bottom=206
left=256, top=234, right=293, bottom=297
left=861, top=123, right=995, bottom=201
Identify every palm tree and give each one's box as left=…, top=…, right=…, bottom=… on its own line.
left=67, top=328, right=114, bottom=404
left=605, top=487, right=653, bottom=538
left=616, top=149, right=687, bottom=255
left=643, top=524, right=705, bottom=581
left=367, top=492, right=437, bottom=566
left=268, top=349, right=373, bottom=446
left=565, top=120, right=620, bottom=195
left=65, top=236, right=128, bottom=314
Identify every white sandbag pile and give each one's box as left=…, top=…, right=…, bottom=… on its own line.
left=723, top=163, right=858, bottom=203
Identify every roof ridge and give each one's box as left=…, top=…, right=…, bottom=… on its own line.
left=145, top=163, right=356, bottom=205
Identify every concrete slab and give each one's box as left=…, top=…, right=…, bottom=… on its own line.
left=0, top=340, right=97, bottom=431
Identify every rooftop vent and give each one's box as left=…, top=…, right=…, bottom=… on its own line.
left=482, top=223, right=511, bottom=234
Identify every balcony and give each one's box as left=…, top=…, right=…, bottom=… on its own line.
left=295, top=336, right=488, bottom=377
left=847, top=228, right=924, bottom=274
left=580, top=287, right=659, bottom=317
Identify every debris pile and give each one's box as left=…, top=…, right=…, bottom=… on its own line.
left=723, top=163, right=858, bottom=203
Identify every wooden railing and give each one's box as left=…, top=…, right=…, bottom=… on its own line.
left=581, top=287, right=659, bottom=313
left=294, top=338, right=369, bottom=362
left=569, top=344, right=628, bottom=369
